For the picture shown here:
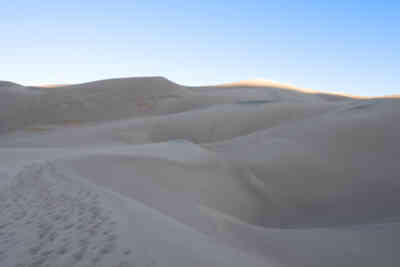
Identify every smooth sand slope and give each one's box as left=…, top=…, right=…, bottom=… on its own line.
left=0, top=76, right=399, bottom=267
left=209, top=98, right=400, bottom=227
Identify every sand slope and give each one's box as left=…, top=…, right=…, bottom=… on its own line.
left=0, top=161, right=273, bottom=267
left=210, top=98, right=400, bottom=227
left=1, top=77, right=399, bottom=267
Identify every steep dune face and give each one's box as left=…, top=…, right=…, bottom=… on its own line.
left=210, top=98, right=400, bottom=227
left=31, top=77, right=186, bottom=122
left=0, top=82, right=42, bottom=132
left=58, top=145, right=269, bottom=226
left=0, top=77, right=189, bottom=133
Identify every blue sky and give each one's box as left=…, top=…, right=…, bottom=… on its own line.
left=1, top=1, right=399, bottom=96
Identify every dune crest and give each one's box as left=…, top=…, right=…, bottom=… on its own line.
left=216, top=78, right=371, bottom=99
left=36, top=83, right=70, bottom=88
left=216, top=78, right=302, bottom=90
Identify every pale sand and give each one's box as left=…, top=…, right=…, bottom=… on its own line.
left=0, top=76, right=399, bottom=266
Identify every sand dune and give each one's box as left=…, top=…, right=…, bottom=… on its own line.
left=209, top=98, right=400, bottom=227
left=149, top=101, right=339, bottom=143
left=1, top=77, right=188, bottom=133
left=0, top=76, right=353, bottom=133
left=213, top=78, right=355, bottom=100
left=1, top=76, right=399, bottom=266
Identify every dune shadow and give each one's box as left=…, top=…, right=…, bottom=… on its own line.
left=236, top=100, right=275, bottom=106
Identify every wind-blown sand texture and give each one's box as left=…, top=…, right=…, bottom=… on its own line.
left=0, top=77, right=399, bottom=266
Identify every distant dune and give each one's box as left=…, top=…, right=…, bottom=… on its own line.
left=216, top=78, right=366, bottom=99
left=216, top=78, right=303, bottom=90
left=0, top=76, right=399, bottom=267
left=36, top=83, right=70, bottom=88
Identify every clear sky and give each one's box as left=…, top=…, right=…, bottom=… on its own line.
left=1, top=1, right=399, bottom=96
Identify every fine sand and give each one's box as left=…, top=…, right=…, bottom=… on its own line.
left=0, top=77, right=399, bottom=266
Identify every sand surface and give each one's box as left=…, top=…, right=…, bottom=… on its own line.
left=0, top=77, right=399, bottom=266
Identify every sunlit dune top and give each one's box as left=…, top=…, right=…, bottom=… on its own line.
left=216, top=78, right=302, bottom=91
left=37, top=84, right=70, bottom=88
left=216, top=78, right=370, bottom=99
left=380, top=94, right=400, bottom=98
left=18, top=77, right=398, bottom=99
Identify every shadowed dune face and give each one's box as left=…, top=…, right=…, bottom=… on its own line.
left=0, top=77, right=189, bottom=133
left=0, top=81, right=18, bottom=87
left=61, top=153, right=273, bottom=226
left=149, top=101, right=339, bottom=144
left=210, top=98, right=400, bottom=227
